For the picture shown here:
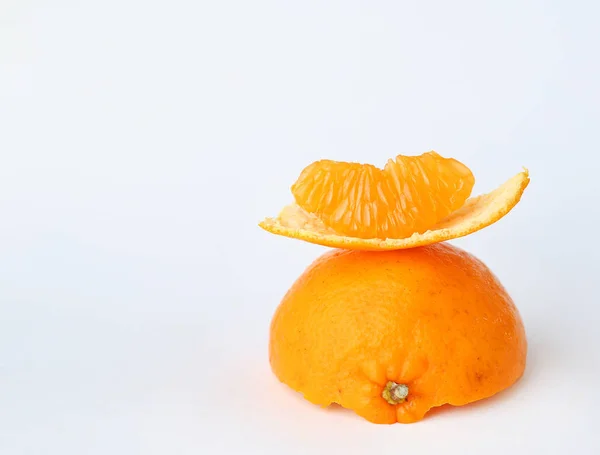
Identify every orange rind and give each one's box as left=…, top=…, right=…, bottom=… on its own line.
left=260, top=168, right=529, bottom=250
left=269, top=243, right=527, bottom=423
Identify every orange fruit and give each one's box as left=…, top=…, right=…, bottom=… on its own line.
left=292, top=151, right=475, bottom=239
left=260, top=160, right=529, bottom=250
left=269, top=243, right=527, bottom=424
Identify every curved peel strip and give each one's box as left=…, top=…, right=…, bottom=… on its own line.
left=259, top=170, right=529, bottom=250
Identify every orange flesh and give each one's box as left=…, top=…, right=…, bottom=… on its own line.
left=292, top=152, right=475, bottom=239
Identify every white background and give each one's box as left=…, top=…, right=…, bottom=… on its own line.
left=1, top=1, right=599, bottom=453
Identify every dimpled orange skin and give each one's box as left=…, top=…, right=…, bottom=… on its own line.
left=269, top=243, right=527, bottom=424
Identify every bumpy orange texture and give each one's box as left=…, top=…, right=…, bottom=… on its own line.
left=269, top=243, right=527, bottom=424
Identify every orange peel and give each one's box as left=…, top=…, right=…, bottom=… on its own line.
left=259, top=169, right=529, bottom=250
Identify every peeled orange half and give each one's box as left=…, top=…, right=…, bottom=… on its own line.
left=260, top=151, right=529, bottom=250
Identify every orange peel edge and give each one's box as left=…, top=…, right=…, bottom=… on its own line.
left=259, top=169, right=530, bottom=251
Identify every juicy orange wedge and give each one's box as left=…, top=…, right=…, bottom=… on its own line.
left=260, top=151, right=529, bottom=251
left=292, top=151, right=475, bottom=239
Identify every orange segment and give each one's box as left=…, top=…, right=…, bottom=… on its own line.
left=291, top=151, right=475, bottom=239
left=260, top=169, right=529, bottom=251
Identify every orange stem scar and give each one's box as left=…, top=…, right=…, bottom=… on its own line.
left=382, top=381, right=409, bottom=405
